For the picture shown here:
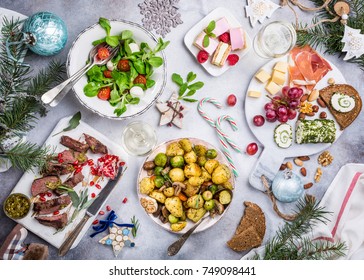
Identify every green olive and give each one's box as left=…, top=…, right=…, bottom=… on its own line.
left=154, top=175, right=165, bottom=188
left=154, top=166, right=164, bottom=176
left=154, top=153, right=168, bottom=167
left=208, top=184, right=218, bottom=195
left=206, top=149, right=218, bottom=159
left=202, top=190, right=213, bottom=201
left=204, top=200, right=215, bottom=211
left=170, top=156, right=184, bottom=168
left=168, top=214, right=179, bottom=224
left=4, top=193, right=31, bottom=219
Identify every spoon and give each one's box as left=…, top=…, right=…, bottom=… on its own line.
left=167, top=214, right=209, bottom=256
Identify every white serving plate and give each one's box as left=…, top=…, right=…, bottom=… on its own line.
left=9, top=116, right=128, bottom=249
left=67, top=19, right=167, bottom=120
left=137, top=138, right=235, bottom=234
left=184, top=7, right=252, bottom=77
left=245, top=55, right=346, bottom=190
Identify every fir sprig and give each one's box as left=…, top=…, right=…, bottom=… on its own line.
left=251, top=196, right=347, bottom=260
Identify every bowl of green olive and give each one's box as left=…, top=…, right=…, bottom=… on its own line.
left=3, top=193, right=31, bottom=220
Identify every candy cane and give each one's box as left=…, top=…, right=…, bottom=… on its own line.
left=215, top=115, right=243, bottom=154
left=215, top=128, right=239, bottom=177
left=197, top=97, right=222, bottom=128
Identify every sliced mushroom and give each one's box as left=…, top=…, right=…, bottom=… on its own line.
left=161, top=166, right=171, bottom=176
left=172, top=182, right=186, bottom=196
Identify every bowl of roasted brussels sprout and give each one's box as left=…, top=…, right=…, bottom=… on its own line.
left=137, top=137, right=234, bottom=234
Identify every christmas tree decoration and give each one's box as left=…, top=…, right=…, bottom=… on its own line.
left=245, top=0, right=280, bottom=27
left=341, top=25, right=364, bottom=60
left=156, top=93, right=187, bottom=128
left=271, top=170, right=304, bottom=203
left=99, top=225, right=135, bottom=257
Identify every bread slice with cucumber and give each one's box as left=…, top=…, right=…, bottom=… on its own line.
left=319, top=84, right=362, bottom=130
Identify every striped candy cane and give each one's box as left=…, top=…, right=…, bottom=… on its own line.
left=197, top=97, right=222, bottom=128
left=215, top=115, right=243, bottom=154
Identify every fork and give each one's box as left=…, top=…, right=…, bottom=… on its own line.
left=41, top=43, right=118, bottom=106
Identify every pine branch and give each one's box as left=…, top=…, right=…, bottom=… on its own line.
left=298, top=237, right=347, bottom=260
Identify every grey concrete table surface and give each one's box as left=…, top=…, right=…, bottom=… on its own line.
left=0, top=0, right=363, bottom=260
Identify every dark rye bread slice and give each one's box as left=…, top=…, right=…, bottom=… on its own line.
left=319, top=84, right=362, bottom=130
left=227, top=202, right=266, bottom=252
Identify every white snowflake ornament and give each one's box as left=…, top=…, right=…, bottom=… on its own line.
left=341, top=25, right=364, bottom=61
left=245, top=0, right=280, bottom=27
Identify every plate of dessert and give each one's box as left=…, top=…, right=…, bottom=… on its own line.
left=245, top=45, right=362, bottom=190
left=184, top=7, right=251, bottom=76
left=137, top=138, right=234, bottom=234
left=6, top=116, right=128, bottom=249
left=67, top=18, right=167, bottom=119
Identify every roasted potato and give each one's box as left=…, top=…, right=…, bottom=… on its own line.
left=186, top=194, right=204, bottom=209
left=170, top=221, right=187, bottom=232
left=187, top=208, right=206, bottom=223
left=201, top=167, right=212, bottom=182
left=149, top=190, right=166, bottom=204
left=184, top=163, right=202, bottom=178
left=163, top=187, right=175, bottom=197
left=212, top=164, right=231, bottom=184
left=194, top=145, right=207, bottom=156
left=183, top=182, right=200, bottom=197
left=166, top=142, right=184, bottom=157
left=221, top=181, right=233, bottom=190
left=169, top=168, right=185, bottom=182
left=179, top=138, right=192, bottom=152
left=204, top=159, right=219, bottom=174
left=184, top=150, right=197, bottom=164
left=188, top=176, right=204, bottom=187
left=139, top=177, right=155, bottom=195
left=197, top=156, right=207, bottom=167
left=165, top=197, right=183, bottom=217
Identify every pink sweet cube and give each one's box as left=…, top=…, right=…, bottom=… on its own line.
left=193, top=31, right=219, bottom=55
left=230, top=27, right=246, bottom=51
left=213, top=17, right=230, bottom=37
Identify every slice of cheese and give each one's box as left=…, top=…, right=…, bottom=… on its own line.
left=265, top=80, right=281, bottom=95
left=248, top=90, right=261, bottom=98
left=271, top=70, right=286, bottom=86
left=274, top=61, right=288, bottom=73
left=255, top=69, right=271, bottom=83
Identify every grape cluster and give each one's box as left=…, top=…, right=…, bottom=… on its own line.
left=264, top=86, right=303, bottom=123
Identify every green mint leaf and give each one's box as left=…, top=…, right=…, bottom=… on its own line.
left=99, top=18, right=111, bottom=36
left=172, top=73, right=184, bottom=86
left=187, top=81, right=204, bottom=91
left=179, top=83, right=188, bottom=96
left=203, top=35, right=210, bottom=47
left=105, top=35, right=119, bottom=47
left=147, top=56, right=163, bottom=68
left=206, top=20, right=216, bottom=33
left=182, top=98, right=198, bottom=103
left=186, top=90, right=196, bottom=97
left=186, top=72, right=197, bottom=83
left=52, top=111, right=81, bottom=136
left=121, top=30, right=133, bottom=40
left=210, top=33, right=216, bottom=38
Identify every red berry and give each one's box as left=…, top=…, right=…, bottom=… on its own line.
left=91, top=193, right=96, bottom=198
left=227, top=54, right=239, bottom=66
left=92, top=219, right=99, bottom=225
left=53, top=210, right=60, bottom=215
left=253, top=115, right=265, bottom=127
left=227, top=94, right=237, bottom=106
left=89, top=181, right=95, bottom=186
left=95, top=184, right=101, bottom=190
left=122, top=197, right=128, bottom=204
left=106, top=205, right=111, bottom=211
left=39, top=193, right=46, bottom=198
left=46, top=192, right=52, bottom=197
left=246, top=143, right=258, bottom=155
left=40, top=196, right=46, bottom=202
left=87, top=159, right=94, bottom=166
left=58, top=158, right=64, bottom=163
left=119, top=161, right=125, bottom=166
left=197, top=50, right=209, bottom=64
left=99, top=210, right=105, bottom=215
left=219, top=32, right=230, bottom=43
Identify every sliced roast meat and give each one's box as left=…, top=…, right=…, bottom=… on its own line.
left=84, top=134, right=108, bottom=154
left=31, top=176, right=61, bottom=197
left=56, top=149, right=88, bottom=164
left=33, top=195, right=71, bottom=215
left=60, top=136, right=89, bottom=153
left=35, top=213, right=68, bottom=230
left=42, top=162, right=74, bottom=176
left=54, top=172, right=84, bottom=195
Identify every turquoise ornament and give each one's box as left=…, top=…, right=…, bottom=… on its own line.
left=272, top=170, right=304, bottom=203
left=22, top=12, right=67, bottom=56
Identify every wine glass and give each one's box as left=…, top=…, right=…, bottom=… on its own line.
left=121, top=121, right=157, bottom=156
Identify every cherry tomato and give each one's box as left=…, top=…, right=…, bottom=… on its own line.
left=133, top=74, right=147, bottom=85
left=227, top=94, right=237, bottom=106
left=103, top=70, right=112, bottom=78
left=97, top=47, right=110, bottom=60
left=117, top=59, right=130, bottom=72
left=97, top=86, right=111, bottom=100
left=246, top=142, right=258, bottom=155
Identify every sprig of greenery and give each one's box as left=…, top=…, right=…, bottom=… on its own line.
left=172, top=72, right=204, bottom=103
left=68, top=188, right=95, bottom=224
left=131, top=215, right=140, bottom=238
left=203, top=20, right=216, bottom=47
left=250, top=196, right=347, bottom=260
left=52, top=111, right=81, bottom=136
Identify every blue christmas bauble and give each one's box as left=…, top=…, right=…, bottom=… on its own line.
left=22, top=12, right=67, bottom=56
left=272, top=170, right=304, bottom=203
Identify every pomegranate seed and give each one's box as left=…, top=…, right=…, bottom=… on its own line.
left=95, top=184, right=101, bottom=189
left=92, top=219, right=99, bottom=225
left=40, top=197, right=46, bottom=202
left=87, top=159, right=94, bottom=166
left=122, top=197, right=128, bottom=204
left=99, top=210, right=105, bottom=215
left=57, top=152, right=63, bottom=158
left=73, top=160, right=79, bottom=165
left=46, top=192, right=52, bottom=197
left=58, top=158, right=64, bottom=163
left=53, top=210, right=60, bottom=215
left=39, top=193, right=46, bottom=198
left=119, top=162, right=125, bottom=166
left=75, top=167, right=82, bottom=174
left=90, top=181, right=95, bottom=186
left=106, top=205, right=111, bottom=211
left=91, top=193, right=96, bottom=198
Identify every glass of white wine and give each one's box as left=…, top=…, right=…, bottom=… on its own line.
left=253, top=21, right=297, bottom=59
left=121, top=121, right=157, bottom=156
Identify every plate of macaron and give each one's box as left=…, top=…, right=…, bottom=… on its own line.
left=184, top=7, right=251, bottom=76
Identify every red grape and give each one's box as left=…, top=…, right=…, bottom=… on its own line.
left=287, top=108, right=297, bottom=120
left=288, top=87, right=299, bottom=99
left=253, top=115, right=265, bottom=126
left=266, top=109, right=277, bottom=120
left=246, top=142, right=258, bottom=155
left=296, top=88, right=304, bottom=98
left=264, top=102, right=275, bottom=111
left=277, top=105, right=288, bottom=117
left=282, top=86, right=290, bottom=97
left=288, top=100, right=299, bottom=109
left=278, top=114, right=289, bottom=123
left=227, top=94, right=237, bottom=106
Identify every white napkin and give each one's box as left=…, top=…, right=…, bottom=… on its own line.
left=244, top=163, right=364, bottom=259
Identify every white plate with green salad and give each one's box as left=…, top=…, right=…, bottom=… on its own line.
left=67, top=18, right=168, bottom=119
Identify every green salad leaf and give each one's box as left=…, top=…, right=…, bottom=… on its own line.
left=172, top=71, right=204, bottom=102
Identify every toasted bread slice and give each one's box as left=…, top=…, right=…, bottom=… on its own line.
left=227, top=226, right=262, bottom=251
left=319, top=84, right=362, bottom=130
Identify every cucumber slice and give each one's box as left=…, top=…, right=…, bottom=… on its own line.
left=331, top=92, right=355, bottom=113
left=274, top=123, right=292, bottom=148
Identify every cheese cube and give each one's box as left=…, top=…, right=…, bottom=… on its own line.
left=265, top=80, right=281, bottom=95
left=271, top=70, right=286, bottom=86
left=248, top=90, right=261, bottom=98
left=274, top=61, right=288, bottom=73
left=255, top=69, right=271, bottom=83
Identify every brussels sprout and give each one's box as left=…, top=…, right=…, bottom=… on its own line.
left=197, top=156, right=207, bottom=167
left=170, top=155, right=185, bottom=168
left=154, top=166, right=164, bottom=176
left=168, top=214, right=179, bottom=224
left=208, top=184, right=218, bottom=195
left=194, top=145, right=207, bottom=156
left=154, top=153, right=167, bottom=167
left=206, top=149, right=218, bottom=159
left=204, top=199, right=215, bottom=211
left=154, top=175, right=165, bottom=188
left=202, top=190, right=213, bottom=201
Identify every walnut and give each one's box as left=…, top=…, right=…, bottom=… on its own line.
left=318, top=151, right=334, bottom=167
left=314, top=167, right=323, bottom=183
